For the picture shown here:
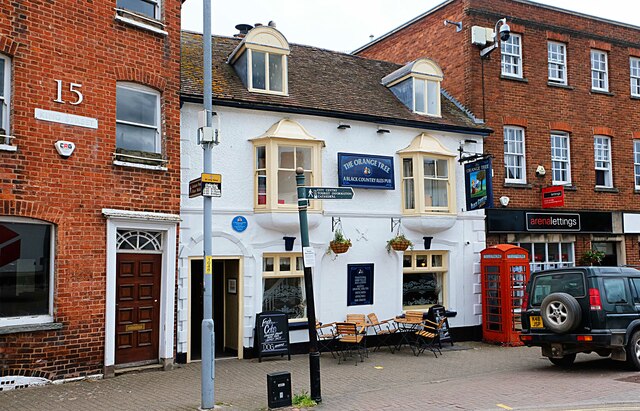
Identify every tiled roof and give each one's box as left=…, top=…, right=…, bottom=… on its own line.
left=181, top=31, right=489, bottom=133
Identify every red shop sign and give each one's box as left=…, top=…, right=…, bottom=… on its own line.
left=541, top=185, right=565, bottom=208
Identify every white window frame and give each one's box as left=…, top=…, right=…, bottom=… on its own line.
left=504, top=126, right=527, bottom=184
left=548, top=41, right=567, bottom=85
left=0, top=54, right=12, bottom=148
left=516, top=242, right=575, bottom=273
left=501, top=34, right=523, bottom=78
left=400, top=153, right=454, bottom=214
left=0, top=217, right=55, bottom=327
left=116, top=0, right=160, bottom=20
left=253, top=140, right=321, bottom=211
left=631, top=57, right=640, bottom=97
left=247, top=49, right=288, bottom=96
left=402, top=251, right=448, bottom=311
left=550, top=132, right=571, bottom=186
left=634, top=140, right=640, bottom=190
left=594, top=135, right=612, bottom=188
left=591, top=50, right=609, bottom=92
left=413, top=77, right=441, bottom=117
left=262, top=254, right=306, bottom=322
left=115, top=82, right=161, bottom=154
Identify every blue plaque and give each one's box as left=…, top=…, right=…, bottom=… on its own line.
left=347, top=264, right=374, bottom=306
left=231, top=216, right=248, bottom=232
left=338, top=153, right=395, bottom=190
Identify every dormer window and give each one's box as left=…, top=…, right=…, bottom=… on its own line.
left=228, top=26, right=290, bottom=96
left=382, top=58, right=443, bottom=117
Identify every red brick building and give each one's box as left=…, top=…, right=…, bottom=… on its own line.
left=357, top=0, right=640, bottom=270
left=0, top=1, right=182, bottom=383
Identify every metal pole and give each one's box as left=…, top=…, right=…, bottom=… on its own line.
left=295, top=168, right=322, bottom=403
left=201, top=0, right=215, bottom=409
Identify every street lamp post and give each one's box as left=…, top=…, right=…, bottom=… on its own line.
left=295, top=167, right=322, bottom=403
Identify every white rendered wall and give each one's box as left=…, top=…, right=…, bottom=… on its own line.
left=178, top=103, right=486, bottom=353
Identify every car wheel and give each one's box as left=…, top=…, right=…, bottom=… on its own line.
left=549, top=353, right=576, bottom=367
left=626, top=330, right=640, bottom=370
left=540, top=292, right=582, bottom=334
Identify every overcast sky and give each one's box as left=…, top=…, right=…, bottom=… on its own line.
left=181, top=0, right=640, bottom=53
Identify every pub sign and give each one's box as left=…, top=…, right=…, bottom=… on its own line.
left=338, top=153, right=394, bottom=189
left=464, top=157, right=493, bottom=211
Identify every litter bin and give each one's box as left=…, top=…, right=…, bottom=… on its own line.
left=267, top=371, right=292, bottom=408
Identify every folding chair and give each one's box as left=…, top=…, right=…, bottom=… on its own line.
left=413, top=321, right=441, bottom=358
left=316, top=322, right=337, bottom=358
left=334, top=322, right=366, bottom=365
left=367, top=313, right=398, bottom=353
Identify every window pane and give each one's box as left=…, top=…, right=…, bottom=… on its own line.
left=0, top=222, right=51, bottom=318
left=263, top=257, right=274, bottom=272
left=277, top=170, right=296, bottom=204
left=117, top=0, right=156, bottom=18
left=279, top=257, right=291, bottom=272
left=390, top=78, right=413, bottom=109
left=256, top=146, right=266, bottom=169
left=403, top=255, right=412, bottom=268
left=251, top=51, right=266, bottom=90
left=279, top=146, right=295, bottom=169
left=427, top=80, right=438, bottom=115
left=425, top=179, right=448, bottom=208
left=403, top=158, right=413, bottom=177
left=263, top=277, right=305, bottom=319
left=403, top=178, right=415, bottom=209
left=296, top=147, right=311, bottom=170
left=603, top=278, right=627, bottom=304
left=257, top=171, right=267, bottom=205
left=436, top=159, right=448, bottom=178
left=116, top=123, right=157, bottom=152
left=116, top=86, right=157, bottom=127
left=416, top=255, right=428, bottom=268
left=414, top=79, right=425, bottom=113
left=0, top=57, right=4, bottom=97
left=424, top=158, right=436, bottom=177
left=268, top=54, right=283, bottom=92
left=432, top=254, right=443, bottom=267
left=403, top=273, right=440, bottom=307
left=296, top=257, right=303, bottom=271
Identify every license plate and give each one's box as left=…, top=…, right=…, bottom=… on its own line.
left=529, top=315, right=543, bottom=329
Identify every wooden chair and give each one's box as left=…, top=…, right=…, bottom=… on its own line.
left=367, top=313, right=398, bottom=353
left=346, top=314, right=368, bottom=335
left=334, top=322, right=366, bottom=365
left=413, top=321, right=441, bottom=357
left=316, top=322, right=337, bottom=358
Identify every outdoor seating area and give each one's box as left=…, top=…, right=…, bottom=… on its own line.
left=317, top=310, right=452, bottom=364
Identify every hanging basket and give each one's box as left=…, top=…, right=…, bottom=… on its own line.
left=330, top=241, right=351, bottom=254
left=389, top=239, right=412, bottom=252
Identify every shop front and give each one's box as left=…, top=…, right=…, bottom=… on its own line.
left=486, top=209, right=623, bottom=271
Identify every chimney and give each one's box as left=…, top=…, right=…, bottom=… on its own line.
left=234, top=23, right=253, bottom=38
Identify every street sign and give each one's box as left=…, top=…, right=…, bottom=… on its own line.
left=304, top=187, right=354, bottom=200
left=189, top=173, right=222, bottom=198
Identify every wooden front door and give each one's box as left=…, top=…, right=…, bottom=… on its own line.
left=115, top=253, right=161, bottom=365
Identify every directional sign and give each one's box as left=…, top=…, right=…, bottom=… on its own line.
left=189, top=177, right=203, bottom=198
left=304, top=186, right=354, bottom=200
left=189, top=173, right=222, bottom=198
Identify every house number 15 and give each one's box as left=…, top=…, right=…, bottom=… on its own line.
left=54, top=80, right=83, bottom=105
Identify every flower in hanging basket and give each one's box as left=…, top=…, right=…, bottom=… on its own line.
left=327, top=229, right=351, bottom=255
left=580, top=249, right=605, bottom=266
left=386, top=234, right=414, bottom=253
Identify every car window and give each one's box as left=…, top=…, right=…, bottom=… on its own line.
left=530, top=272, right=585, bottom=306
left=603, top=278, right=628, bottom=304
left=631, top=278, right=640, bottom=304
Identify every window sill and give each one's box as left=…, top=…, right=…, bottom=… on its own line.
left=547, top=82, right=573, bottom=90
left=0, top=322, right=63, bottom=335
left=590, top=89, right=614, bottom=96
left=500, top=75, right=528, bottom=83
left=0, top=143, right=17, bottom=152
left=560, top=185, right=577, bottom=191
left=114, top=10, right=167, bottom=36
left=113, top=160, right=168, bottom=171
left=631, top=95, right=640, bottom=100
left=504, top=182, right=532, bottom=189
left=113, top=149, right=168, bottom=171
left=594, top=186, right=619, bottom=193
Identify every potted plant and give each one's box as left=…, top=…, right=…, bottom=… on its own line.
left=386, top=234, right=414, bottom=253
left=328, top=229, right=351, bottom=254
left=581, top=249, right=605, bottom=266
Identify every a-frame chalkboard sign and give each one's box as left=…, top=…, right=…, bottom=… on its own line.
left=255, top=311, right=291, bottom=362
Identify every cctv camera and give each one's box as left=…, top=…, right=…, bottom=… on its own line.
left=499, top=23, right=511, bottom=42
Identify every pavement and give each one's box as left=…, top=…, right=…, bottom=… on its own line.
left=2, top=341, right=640, bottom=410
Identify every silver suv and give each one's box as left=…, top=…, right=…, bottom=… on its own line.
left=520, top=266, right=640, bottom=369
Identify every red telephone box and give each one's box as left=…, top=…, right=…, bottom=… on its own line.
left=480, top=244, right=530, bottom=345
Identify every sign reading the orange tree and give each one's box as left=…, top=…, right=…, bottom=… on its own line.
left=464, top=158, right=493, bottom=211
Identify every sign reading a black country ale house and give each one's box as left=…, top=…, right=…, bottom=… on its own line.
left=464, top=158, right=493, bottom=211
left=338, top=153, right=394, bottom=189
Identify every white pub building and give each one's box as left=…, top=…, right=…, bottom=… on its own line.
left=177, top=25, right=491, bottom=361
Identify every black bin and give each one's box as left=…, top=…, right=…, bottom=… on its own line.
left=267, top=371, right=292, bottom=408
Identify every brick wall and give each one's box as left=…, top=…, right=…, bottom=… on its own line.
left=358, top=0, right=640, bottom=265
left=0, top=1, right=182, bottom=380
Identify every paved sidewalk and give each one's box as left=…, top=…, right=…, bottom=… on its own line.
left=2, top=342, right=640, bottom=410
